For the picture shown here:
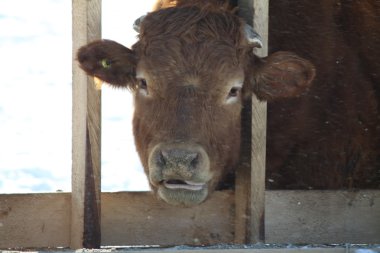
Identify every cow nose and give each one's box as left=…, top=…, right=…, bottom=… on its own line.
left=160, top=148, right=199, bottom=170
left=158, top=148, right=201, bottom=179
left=149, top=143, right=211, bottom=185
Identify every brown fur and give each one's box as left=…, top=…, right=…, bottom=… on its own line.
left=132, top=4, right=248, bottom=200
left=266, top=0, right=380, bottom=189
left=77, top=0, right=315, bottom=205
left=153, top=0, right=237, bottom=12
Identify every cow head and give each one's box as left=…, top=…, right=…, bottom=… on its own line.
left=77, top=5, right=315, bottom=206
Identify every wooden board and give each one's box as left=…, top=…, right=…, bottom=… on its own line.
left=105, top=249, right=380, bottom=253
left=0, top=193, right=71, bottom=248
left=1, top=190, right=379, bottom=249
left=236, top=0, right=269, bottom=244
left=72, top=0, right=102, bottom=249
left=101, top=191, right=235, bottom=246
left=266, top=190, right=380, bottom=244
left=3, top=248, right=380, bottom=253
left=250, top=0, right=269, bottom=244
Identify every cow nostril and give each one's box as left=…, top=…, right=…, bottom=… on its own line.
left=190, top=154, right=199, bottom=168
left=160, top=149, right=200, bottom=167
left=161, top=150, right=170, bottom=161
left=158, top=152, right=166, bottom=167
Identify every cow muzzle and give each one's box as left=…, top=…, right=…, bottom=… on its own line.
left=148, top=143, right=212, bottom=206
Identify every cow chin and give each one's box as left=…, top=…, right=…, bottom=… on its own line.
left=157, top=186, right=209, bottom=206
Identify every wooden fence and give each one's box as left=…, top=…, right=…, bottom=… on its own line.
left=0, top=0, right=379, bottom=251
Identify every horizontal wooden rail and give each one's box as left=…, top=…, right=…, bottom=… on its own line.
left=1, top=190, right=379, bottom=249
left=3, top=247, right=380, bottom=253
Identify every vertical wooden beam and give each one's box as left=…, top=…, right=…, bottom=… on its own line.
left=72, top=0, right=102, bottom=249
left=234, top=98, right=252, bottom=243
left=252, top=1, right=269, bottom=56
left=235, top=0, right=254, bottom=244
left=236, top=0, right=268, bottom=244
left=250, top=0, right=268, bottom=243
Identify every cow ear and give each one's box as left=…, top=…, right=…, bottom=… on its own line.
left=249, top=51, right=316, bottom=100
left=77, top=39, right=137, bottom=89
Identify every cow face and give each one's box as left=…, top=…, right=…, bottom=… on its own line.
left=77, top=6, right=315, bottom=206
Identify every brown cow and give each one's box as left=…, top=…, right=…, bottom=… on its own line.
left=77, top=0, right=315, bottom=206
left=266, top=0, right=380, bottom=189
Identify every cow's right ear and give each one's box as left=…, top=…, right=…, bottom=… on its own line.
left=77, top=39, right=137, bottom=89
left=248, top=51, right=315, bottom=101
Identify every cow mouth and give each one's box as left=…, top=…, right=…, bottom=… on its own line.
left=157, top=179, right=209, bottom=206
left=162, top=179, right=206, bottom=191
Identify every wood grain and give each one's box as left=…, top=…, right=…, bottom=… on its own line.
left=72, top=0, right=102, bottom=249
left=266, top=190, right=380, bottom=244
left=101, top=191, right=235, bottom=246
left=0, top=193, right=71, bottom=248
left=236, top=0, right=269, bottom=243
left=1, top=191, right=379, bottom=248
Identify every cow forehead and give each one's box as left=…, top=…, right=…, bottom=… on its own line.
left=133, top=6, right=248, bottom=89
left=134, top=5, right=247, bottom=59
left=138, top=6, right=244, bottom=42
left=136, top=51, right=244, bottom=88
left=139, top=41, right=241, bottom=71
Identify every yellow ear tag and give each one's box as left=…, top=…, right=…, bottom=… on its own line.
left=93, top=76, right=103, bottom=90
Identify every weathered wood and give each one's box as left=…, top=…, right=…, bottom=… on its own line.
left=72, top=0, right=102, bottom=249
left=250, top=0, right=269, bottom=244
left=234, top=99, right=252, bottom=243
left=1, top=191, right=379, bottom=248
left=119, top=249, right=380, bottom=253
left=249, top=0, right=269, bottom=243
left=250, top=98, right=267, bottom=243
left=252, top=0, right=269, bottom=57
left=236, top=0, right=269, bottom=244
left=0, top=193, right=71, bottom=249
left=5, top=248, right=380, bottom=253
left=0, top=191, right=233, bottom=248
left=235, top=0, right=254, bottom=244
left=234, top=167, right=251, bottom=244
left=77, top=248, right=380, bottom=253
left=101, top=191, right=235, bottom=246
left=266, top=190, right=380, bottom=244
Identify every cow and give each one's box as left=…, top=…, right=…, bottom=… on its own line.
left=77, top=0, right=315, bottom=206
left=266, top=0, right=380, bottom=189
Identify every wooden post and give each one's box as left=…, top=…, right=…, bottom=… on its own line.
left=250, top=0, right=268, bottom=243
left=236, top=0, right=268, bottom=244
left=235, top=0, right=253, bottom=243
left=72, top=0, right=102, bottom=249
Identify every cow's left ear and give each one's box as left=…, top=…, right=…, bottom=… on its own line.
left=77, top=39, right=137, bottom=89
left=247, top=51, right=316, bottom=100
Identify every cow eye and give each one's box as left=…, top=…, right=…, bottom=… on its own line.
left=226, top=86, right=242, bottom=104
left=228, top=87, right=241, bottom=97
left=138, top=78, right=148, bottom=90
left=137, top=78, right=149, bottom=96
